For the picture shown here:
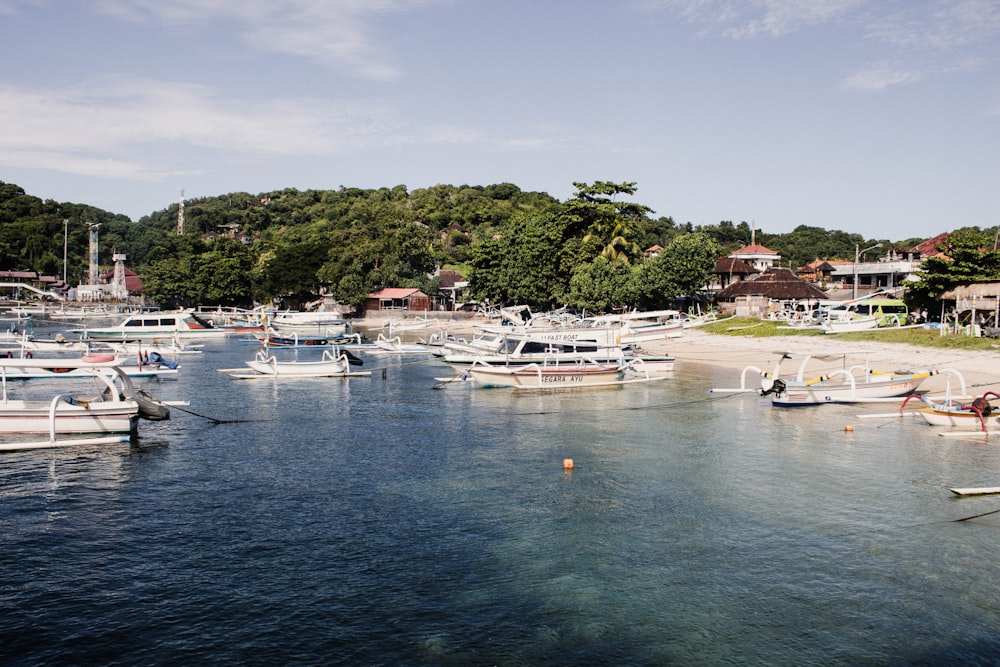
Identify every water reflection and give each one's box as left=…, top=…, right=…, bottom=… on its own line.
left=2, top=334, right=1000, bottom=663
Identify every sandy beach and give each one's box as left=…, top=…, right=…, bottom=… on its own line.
left=362, top=312, right=1000, bottom=396
left=648, top=328, right=1000, bottom=396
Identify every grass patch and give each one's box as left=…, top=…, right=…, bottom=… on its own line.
left=699, top=317, right=1000, bottom=351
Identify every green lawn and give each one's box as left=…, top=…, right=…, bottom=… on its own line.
left=698, top=316, right=1000, bottom=351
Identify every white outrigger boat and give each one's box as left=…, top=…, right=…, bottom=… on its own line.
left=383, top=316, right=439, bottom=332
left=220, top=347, right=370, bottom=379
left=440, top=357, right=665, bottom=390
left=819, top=315, right=880, bottom=334
left=0, top=352, right=179, bottom=380
left=713, top=354, right=940, bottom=406
left=581, top=310, right=685, bottom=343
left=902, top=390, right=1000, bottom=432
left=950, top=487, right=1000, bottom=496
left=0, top=355, right=170, bottom=451
left=441, top=333, right=631, bottom=367
left=368, top=333, right=430, bottom=355
left=266, top=310, right=347, bottom=335
left=1, top=331, right=91, bottom=353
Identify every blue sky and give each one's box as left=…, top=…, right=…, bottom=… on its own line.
left=1, top=1, right=997, bottom=242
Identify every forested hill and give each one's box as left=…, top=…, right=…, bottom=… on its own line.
left=0, top=180, right=933, bottom=310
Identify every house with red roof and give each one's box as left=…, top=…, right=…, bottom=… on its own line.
left=365, top=288, right=431, bottom=312
left=729, top=243, right=781, bottom=272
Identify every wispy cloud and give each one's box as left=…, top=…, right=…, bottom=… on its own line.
left=0, top=75, right=571, bottom=181
left=637, top=0, right=864, bottom=37
left=642, top=0, right=1000, bottom=91
left=840, top=62, right=926, bottom=91
left=0, top=76, right=409, bottom=179
left=90, top=0, right=451, bottom=80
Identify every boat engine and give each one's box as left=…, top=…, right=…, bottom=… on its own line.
left=760, top=378, right=786, bottom=397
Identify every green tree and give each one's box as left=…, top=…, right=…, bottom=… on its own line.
left=905, top=228, right=1000, bottom=310
left=469, top=212, right=568, bottom=308
left=635, top=232, right=721, bottom=308
left=560, top=181, right=652, bottom=264
left=140, top=257, right=197, bottom=307
left=256, top=237, right=331, bottom=302
left=567, top=256, right=637, bottom=313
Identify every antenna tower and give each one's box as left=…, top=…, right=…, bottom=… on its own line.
left=178, top=187, right=185, bottom=235
left=87, top=222, right=101, bottom=286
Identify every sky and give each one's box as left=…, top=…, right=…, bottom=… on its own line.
left=1, top=0, right=998, bottom=242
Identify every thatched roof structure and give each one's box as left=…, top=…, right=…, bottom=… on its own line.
left=939, top=282, right=1000, bottom=300
left=715, top=267, right=828, bottom=301
left=714, top=257, right=756, bottom=274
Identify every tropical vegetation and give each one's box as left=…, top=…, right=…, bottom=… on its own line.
left=0, top=179, right=992, bottom=313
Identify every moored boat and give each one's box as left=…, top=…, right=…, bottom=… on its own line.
left=819, top=315, right=880, bottom=334
left=905, top=391, right=1000, bottom=431
left=72, top=310, right=228, bottom=342
left=750, top=354, right=939, bottom=405
left=467, top=360, right=627, bottom=389
left=266, top=310, right=347, bottom=335
left=221, top=347, right=369, bottom=379
left=0, top=355, right=170, bottom=450
left=369, top=333, right=430, bottom=355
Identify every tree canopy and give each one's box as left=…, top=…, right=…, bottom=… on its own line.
left=0, top=179, right=976, bottom=314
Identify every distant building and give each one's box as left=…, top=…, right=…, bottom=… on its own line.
left=365, top=288, right=431, bottom=312
left=729, top=243, right=781, bottom=272
left=709, top=257, right=756, bottom=293
left=714, top=267, right=829, bottom=318
left=437, top=270, right=468, bottom=310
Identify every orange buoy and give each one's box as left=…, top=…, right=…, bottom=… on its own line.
left=563, top=458, right=574, bottom=471
left=844, top=424, right=855, bottom=432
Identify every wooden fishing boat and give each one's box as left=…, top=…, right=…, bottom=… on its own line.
left=819, top=315, right=880, bottom=334
left=441, top=333, right=630, bottom=367
left=266, top=310, right=347, bottom=334
left=369, top=333, right=430, bottom=355
left=0, top=355, right=170, bottom=450
left=904, top=391, right=1000, bottom=431
left=467, top=360, right=627, bottom=389
left=753, top=354, right=938, bottom=406
left=0, top=353, right=179, bottom=380
left=221, top=348, right=369, bottom=379
left=949, top=487, right=1000, bottom=496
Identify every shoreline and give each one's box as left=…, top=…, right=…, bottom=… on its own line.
left=647, top=328, right=1000, bottom=395
left=359, top=313, right=1000, bottom=395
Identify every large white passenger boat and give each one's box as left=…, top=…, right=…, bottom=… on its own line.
left=72, top=310, right=228, bottom=342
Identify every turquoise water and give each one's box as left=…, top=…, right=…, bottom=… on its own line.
left=1, top=335, right=999, bottom=665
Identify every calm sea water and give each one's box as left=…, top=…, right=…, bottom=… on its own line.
left=2, top=331, right=1000, bottom=665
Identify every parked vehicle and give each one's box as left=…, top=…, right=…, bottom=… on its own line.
left=826, top=298, right=909, bottom=327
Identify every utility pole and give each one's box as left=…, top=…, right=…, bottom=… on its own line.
left=62, top=219, right=68, bottom=284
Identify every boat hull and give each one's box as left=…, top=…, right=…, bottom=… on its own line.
left=75, top=311, right=229, bottom=342
left=468, top=364, right=624, bottom=389
left=0, top=401, right=138, bottom=435
left=819, top=317, right=880, bottom=334
left=771, top=377, right=926, bottom=406
left=919, top=407, right=1000, bottom=430
left=244, top=359, right=353, bottom=376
